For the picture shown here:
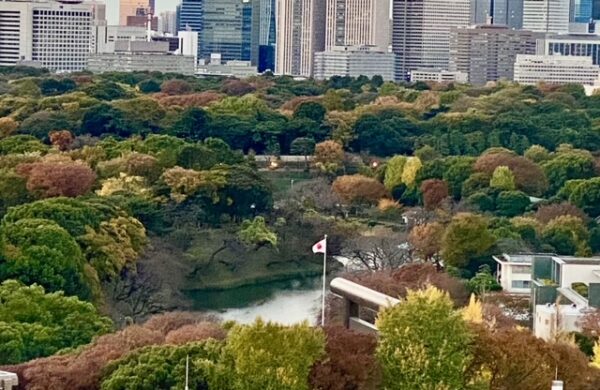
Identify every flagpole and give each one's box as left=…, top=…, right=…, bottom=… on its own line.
left=321, top=234, right=327, bottom=327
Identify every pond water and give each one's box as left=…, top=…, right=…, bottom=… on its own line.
left=187, top=277, right=325, bottom=325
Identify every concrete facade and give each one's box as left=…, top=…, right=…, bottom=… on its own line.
left=313, top=46, right=396, bottom=81
left=523, top=0, right=570, bottom=33
left=325, top=0, right=390, bottom=51
left=392, top=0, right=470, bottom=80
left=514, top=54, right=600, bottom=85
left=449, top=25, right=537, bottom=85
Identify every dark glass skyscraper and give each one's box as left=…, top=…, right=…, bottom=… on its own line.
left=470, top=0, right=524, bottom=29
left=201, top=0, right=253, bottom=62
left=252, top=0, right=276, bottom=71
left=178, top=0, right=203, bottom=59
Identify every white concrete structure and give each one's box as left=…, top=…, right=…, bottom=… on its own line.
left=276, top=0, right=326, bottom=77
left=178, top=30, right=198, bottom=64
left=493, top=254, right=534, bottom=294
left=325, top=0, right=390, bottom=51
left=514, top=54, right=600, bottom=85
left=410, top=69, right=468, bottom=83
left=523, top=0, right=570, bottom=33
left=0, top=0, right=105, bottom=72
left=392, top=0, right=471, bottom=80
left=0, top=371, right=18, bottom=389
left=88, top=41, right=196, bottom=75
left=313, top=46, right=396, bottom=81
left=537, top=34, right=600, bottom=65
left=196, top=53, right=258, bottom=77
left=534, top=303, right=588, bottom=340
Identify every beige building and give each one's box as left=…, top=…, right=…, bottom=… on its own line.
left=325, top=0, right=390, bottom=51
left=276, top=0, right=326, bottom=77
left=120, top=0, right=149, bottom=26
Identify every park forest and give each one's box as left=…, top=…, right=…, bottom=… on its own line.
left=0, top=66, right=600, bottom=389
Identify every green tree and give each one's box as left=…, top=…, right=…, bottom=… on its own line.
left=542, top=152, right=596, bottom=194
left=293, top=101, right=326, bottom=123
left=542, top=215, right=591, bottom=256
left=569, top=177, right=600, bottom=218
left=137, top=78, right=161, bottom=93
left=376, top=286, right=473, bottom=390
left=383, top=155, right=407, bottom=191
left=238, top=217, right=278, bottom=248
left=496, top=190, right=530, bottom=217
left=101, top=341, right=227, bottom=390
left=290, top=137, right=316, bottom=171
left=225, top=319, right=325, bottom=390
left=489, top=166, right=515, bottom=191
left=441, top=213, right=496, bottom=268
left=0, top=280, right=112, bottom=364
left=0, top=218, right=92, bottom=298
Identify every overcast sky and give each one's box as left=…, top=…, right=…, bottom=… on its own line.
left=105, top=0, right=180, bottom=25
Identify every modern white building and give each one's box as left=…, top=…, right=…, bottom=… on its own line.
left=495, top=253, right=600, bottom=340
left=178, top=30, right=198, bottom=64
left=88, top=41, right=196, bottom=75
left=276, top=0, right=326, bottom=77
left=514, top=54, right=600, bottom=85
left=313, top=46, right=396, bottom=81
left=522, top=0, right=570, bottom=33
left=392, top=0, right=471, bottom=80
left=409, top=69, right=468, bottom=83
left=493, top=253, right=534, bottom=294
left=537, top=34, right=600, bottom=65
left=0, top=0, right=105, bottom=72
left=325, top=0, right=390, bottom=51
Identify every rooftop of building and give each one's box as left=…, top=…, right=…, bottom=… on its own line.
left=494, top=253, right=600, bottom=265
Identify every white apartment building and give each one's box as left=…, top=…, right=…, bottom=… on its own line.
left=522, top=0, right=570, bottom=34
left=325, top=0, right=390, bottom=51
left=276, top=0, right=326, bottom=77
left=0, top=0, right=105, bottom=72
left=392, top=0, right=471, bottom=81
left=410, top=69, right=468, bottom=83
left=514, top=54, right=600, bottom=85
left=313, top=46, right=396, bottom=81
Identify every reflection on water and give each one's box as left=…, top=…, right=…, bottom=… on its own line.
left=187, top=277, right=324, bottom=325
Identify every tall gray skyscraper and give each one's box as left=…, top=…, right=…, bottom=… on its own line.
left=324, top=0, right=390, bottom=51
left=522, top=0, right=570, bottom=33
left=471, top=0, right=524, bottom=29
left=276, top=0, right=326, bottom=77
left=392, top=0, right=470, bottom=80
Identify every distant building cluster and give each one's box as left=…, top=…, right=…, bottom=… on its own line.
left=2, top=0, right=600, bottom=85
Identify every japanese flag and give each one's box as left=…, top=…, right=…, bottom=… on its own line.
left=312, top=238, right=327, bottom=254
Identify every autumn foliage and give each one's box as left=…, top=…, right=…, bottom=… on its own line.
left=474, top=151, right=548, bottom=195
left=420, top=179, right=449, bottom=210
left=16, top=160, right=96, bottom=198
left=332, top=175, right=388, bottom=205
left=310, top=326, right=380, bottom=390
left=2, top=312, right=224, bottom=390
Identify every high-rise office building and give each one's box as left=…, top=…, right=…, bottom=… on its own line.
left=594, top=0, right=600, bottom=19
left=449, top=25, right=536, bottom=85
left=276, top=0, right=326, bottom=77
left=392, top=0, right=470, bottom=80
left=522, top=0, right=570, bottom=33
left=178, top=0, right=203, bottom=60
left=120, top=0, right=151, bottom=26
left=201, top=0, right=253, bottom=62
left=0, top=0, right=105, bottom=71
left=571, top=0, right=593, bottom=22
left=470, top=0, right=524, bottom=29
left=314, top=46, right=396, bottom=80
left=252, top=0, right=276, bottom=71
left=324, top=0, right=390, bottom=51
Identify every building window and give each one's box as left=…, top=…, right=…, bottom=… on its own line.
left=512, top=280, right=531, bottom=289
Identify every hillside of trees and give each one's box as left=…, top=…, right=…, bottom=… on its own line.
left=0, top=66, right=599, bottom=387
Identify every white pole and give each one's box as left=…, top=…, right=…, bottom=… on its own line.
left=185, top=355, right=189, bottom=390
left=321, top=234, right=328, bottom=327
